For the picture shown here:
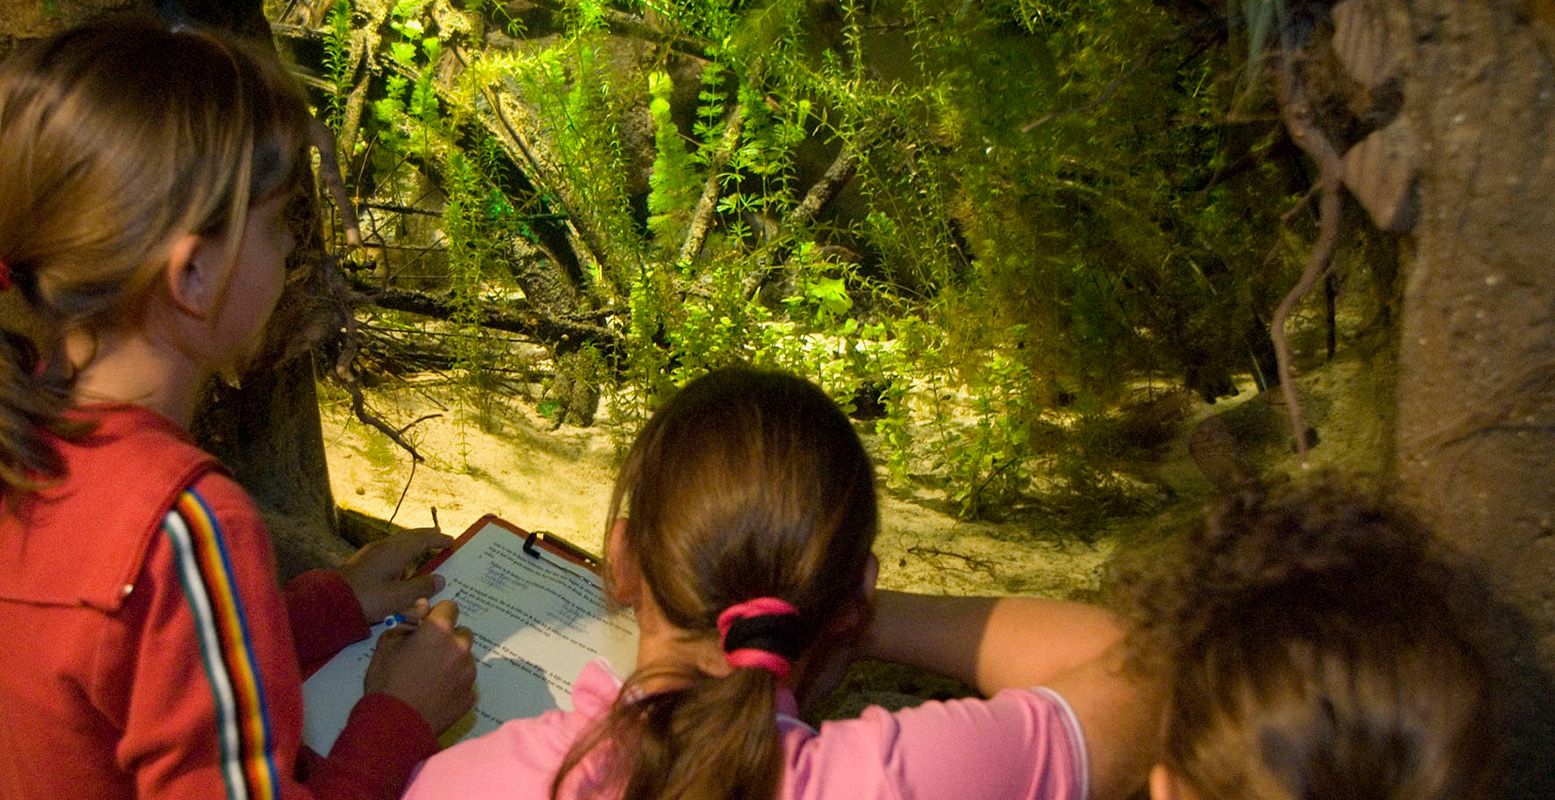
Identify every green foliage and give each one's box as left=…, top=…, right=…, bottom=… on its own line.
left=299, top=0, right=1296, bottom=528
left=646, top=71, right=699, bottom=249
left=321, top=1, right=354, bottom=131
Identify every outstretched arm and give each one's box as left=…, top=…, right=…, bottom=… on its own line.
left=866, top=590, right=1119, bottom=695
left=865, top=591, right=1158, bottom=800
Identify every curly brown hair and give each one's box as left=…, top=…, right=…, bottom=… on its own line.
left=1117, top=479, right=1498, bottom=800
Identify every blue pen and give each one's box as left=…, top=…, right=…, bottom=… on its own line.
left=382, top=612, right=416, bottom=629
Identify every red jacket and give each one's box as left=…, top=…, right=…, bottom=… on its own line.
left=0, top=404, right=437, bottom=799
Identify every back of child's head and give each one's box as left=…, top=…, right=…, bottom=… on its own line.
left=0, top=17, right=312, bottom=494
left=558, top=367, right=878, bottom=800
left=1121, top=480, right=1497, bottom=800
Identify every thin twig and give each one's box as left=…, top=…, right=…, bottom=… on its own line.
left=386, top=458, right=418, bottom=531
left=904, top=545, right=995, bottom=574
left=397, top=413, right=443, bottom=435
left=319, top=250, right=427, bottom=463
left=343, top=379, right=425, bottom=462
left=1280, top=182, right=1320, bottom=225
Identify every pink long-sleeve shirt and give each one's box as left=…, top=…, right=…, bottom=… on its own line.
left=404, top=659, right=1089, bottom=800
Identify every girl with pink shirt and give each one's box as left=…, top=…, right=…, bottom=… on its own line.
left=403, top=367, right=1155, bottom=800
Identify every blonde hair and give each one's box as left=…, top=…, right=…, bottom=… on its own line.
left=1121, top=480, right=1498, bottom=800
left=0, top=18, right=311, bottom=495
left=553, top=367, right=879, bottom=800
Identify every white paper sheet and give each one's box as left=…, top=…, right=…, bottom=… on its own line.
left=302, top=520, right=638, bottom=752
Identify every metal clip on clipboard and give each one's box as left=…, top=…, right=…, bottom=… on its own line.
left=523, top=529, right=601, bottom=570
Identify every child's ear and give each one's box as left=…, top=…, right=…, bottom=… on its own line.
left=822, top=554, right=879, bottom=638
left=604, top=518, right=641, bottom=606
left=162, top=233, right=216, bottom=320
left=1149, top=764, right=1188, bottom=800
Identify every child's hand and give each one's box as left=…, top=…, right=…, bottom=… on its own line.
left=364, top=599, right=477, bottom=734
left=340, top=529, right=454, bottom=622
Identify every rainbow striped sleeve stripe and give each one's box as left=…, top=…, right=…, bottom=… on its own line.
left=163, top=489, right=281, bottom=800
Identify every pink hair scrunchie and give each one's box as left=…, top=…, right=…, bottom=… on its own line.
left=716, top=597, right=799, bottom=680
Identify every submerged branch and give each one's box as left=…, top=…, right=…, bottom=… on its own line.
left=790, top=140, right=863, bottom=227
left=311, top=117, right=362, bottom=248
left=741, top=139, right=866, bottom=297
left=679, top=103, right=747, bottom=264
left=904, top=545, right=996, bottom=575
left=317, top=253, right=426, bottom=462
left=477, top=78, right=610, bottom=279
left=349, top=276, right=621, bottom=357
left=1271, top=49, right=1345, bottom=464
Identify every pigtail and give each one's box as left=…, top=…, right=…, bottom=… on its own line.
left=0, top=262, right=83, bottom=498
left=552, top=642, right=799, bottom=800
left=0, top=324, right=64, bottom=495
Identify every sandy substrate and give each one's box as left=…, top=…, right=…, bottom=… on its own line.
left=320, top=382, right=1117, bottom=602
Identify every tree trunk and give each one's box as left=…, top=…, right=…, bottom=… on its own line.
left=1391, top=2, right=1555, bottom=796
left=191, top=359, right=350, bottom=580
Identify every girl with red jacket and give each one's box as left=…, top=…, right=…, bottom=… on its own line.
left=0, top=19, right=475, bottom=799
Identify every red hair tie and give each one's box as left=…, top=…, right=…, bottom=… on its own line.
left=0, top=260, right=12, bottom=292
left=716, top=597, right=799, bottom=680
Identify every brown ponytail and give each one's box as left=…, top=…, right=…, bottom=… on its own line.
left=552, top=367, right=879, bottom=800
left=0, top=19, right=311, bottom=498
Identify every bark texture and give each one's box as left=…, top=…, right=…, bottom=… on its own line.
left=192, top=359, right=351, bottom=580
left=1391, top=2, right=1555, bottom=796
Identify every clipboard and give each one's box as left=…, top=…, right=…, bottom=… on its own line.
left=302, top=514, right=637, bottom=752
left=420, top=513, right=601, bottom=575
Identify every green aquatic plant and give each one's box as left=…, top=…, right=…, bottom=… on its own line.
left=286, top=0, right=1298, bottom=525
